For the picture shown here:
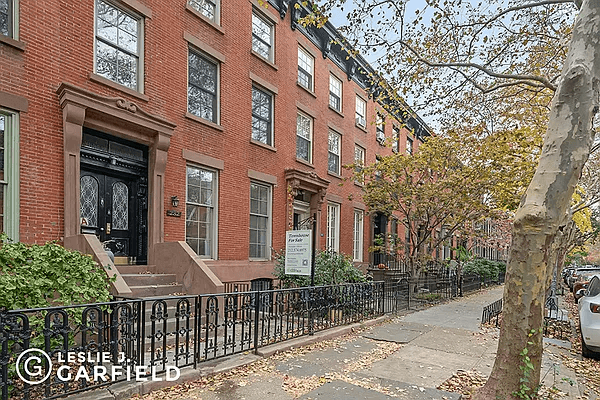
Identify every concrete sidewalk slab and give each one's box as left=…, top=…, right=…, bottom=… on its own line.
left=276, top=337, right=378, bottom=378
left=363, top=326, right=424, bottom=343
left=346, top=375, right=463, bottom=400
left=362, top=344, right=482, bottom=387
left=410, top=326, right=495, bottom=357
left=299, top=379, right=461, bottom=400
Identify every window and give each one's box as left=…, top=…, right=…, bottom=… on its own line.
left=406, top=137, right=413, bottom=155
left=252, top=86, right=273, bottom=146
left=353, top=210, right=364, bottom=262
left=376, top=113, right=385, bottom=144
left=188, top=0, right=217, bottom=23
left=329, top=74, right=342, bottom=112
left=392, top=126, right=399, bottom=153
left=250, top=182, right=271, bottom=259
left=328, top=131, right=341, bottom=175
left=252, top=12, right=274, bottom=61
left=0, top=111, right=18, bottom=240
left=354, top=145, right=365, bottom=168
left=327, top=203, right=340, bottom=252
left=297, top=47, right=314, bottom=91
left=186, top=166, right=217, bottom=258
left=296, top=112, right=312, bottom=163
left=355, top=96, right=366, bottom=128
left=95, top=0, right=141, bottom=91
left=188, top=50, right=219, bottom=123
left=0, top=0, right=16, bottom=38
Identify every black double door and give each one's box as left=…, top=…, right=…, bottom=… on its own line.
left=80, top=169, right=146, bottom=263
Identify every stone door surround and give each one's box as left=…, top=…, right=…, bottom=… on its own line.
left=57, top=83, right=176, bottom=263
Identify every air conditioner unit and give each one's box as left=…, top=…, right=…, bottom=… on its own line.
left=356, top=116, right=366, bottom=127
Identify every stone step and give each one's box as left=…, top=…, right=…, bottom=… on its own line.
left=121, top=273, right=178, bottom=286
left=115, top=264, right=157, bottom=274
left=129, top=284, right=185, bottom=298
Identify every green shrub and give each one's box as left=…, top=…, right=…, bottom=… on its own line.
left=0, top=234, right=114, bottom=310
left=463, top=258, right=506, bottom=280
left=274, top=250, right=366, bottom=288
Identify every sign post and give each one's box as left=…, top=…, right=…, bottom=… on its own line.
left=284, top=230, right=312, bottom=277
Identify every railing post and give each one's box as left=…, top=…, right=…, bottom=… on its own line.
left=253, top=290, right=260, bottom=354
left=0, top=308, right=8, bottom=400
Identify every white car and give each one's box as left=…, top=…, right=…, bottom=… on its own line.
left=578, top=274, right=600, bottom=358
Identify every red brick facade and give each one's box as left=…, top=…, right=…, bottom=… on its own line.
left=0, top=0, right=430, bottom=287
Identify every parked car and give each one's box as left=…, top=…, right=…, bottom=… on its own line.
left=569, top=266, right=600, bottom=290
left=577, top=274, right=600, bottom=358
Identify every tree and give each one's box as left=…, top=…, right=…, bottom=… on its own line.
left=303, top=0, right=599, bottom=397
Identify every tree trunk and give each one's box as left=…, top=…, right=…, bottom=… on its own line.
left=474, top=1, right=600, bottom=398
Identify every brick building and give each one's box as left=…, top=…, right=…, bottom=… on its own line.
left=0, top=0, right=431, bottom=296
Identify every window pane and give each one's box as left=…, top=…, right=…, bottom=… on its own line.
left=297, top=137, right=309, bottom=161
left=252, top=14, right=272, bottom=59
left=249, top=183, right=270, bottom=259
left=187, top=166, right=216, bottom=258
left=189, top=0, right=216, bottom=22
left=251, top=87, right=272, bottom=145
left=0, top=0, right=9, bottom=37
left=96, top=0, right=139, bottom=90
left=80, top=176, right=99, bottom=227
left=112, top=182, right=129, bottom=230
left=188, top=51, right=218, bottom=122
left=96, top=41, right=119, bottom=82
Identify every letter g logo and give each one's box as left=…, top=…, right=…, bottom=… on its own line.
left=16, top=349, right=53, bottom=385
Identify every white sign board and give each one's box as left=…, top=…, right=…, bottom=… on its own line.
left=284, top=230, right=312, bottom=276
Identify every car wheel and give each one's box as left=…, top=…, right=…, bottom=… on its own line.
left=581, top=332, right=596, bottom=358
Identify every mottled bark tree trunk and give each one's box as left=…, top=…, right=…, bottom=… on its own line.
left=474, top=1, right=600, bottom=398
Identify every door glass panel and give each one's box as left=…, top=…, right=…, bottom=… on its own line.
left=112, top=181, right=129, bottom=230
left=80, top=176, right=99, bottom=227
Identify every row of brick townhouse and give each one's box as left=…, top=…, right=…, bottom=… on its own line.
left=0, top=0, right=432, bottom=296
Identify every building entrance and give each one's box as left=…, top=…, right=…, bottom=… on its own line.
left=79, top=129, right=148, bottom=264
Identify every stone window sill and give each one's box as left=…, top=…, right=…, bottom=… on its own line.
left=296, top=158, right=315, bottom=169
left=0, top=34, right=25, bottom=51
left=185, top=4, right=225, bottom=35
left=250, top=139, right=277, bottom=152
left=90, top=73, right=149, bottom=102
left=251, top=51, right=279, bottom=70
left=185, top=112, right=224, bottom=131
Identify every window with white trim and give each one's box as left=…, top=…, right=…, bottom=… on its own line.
left=252, top=12, right=274, bottom=61
left=186, top=166, right=218, bottom=258
left=188, top=0, right=218, bottom=23
left=0, top=0, right=17, bottom=38
left=354, top=145, right=364, bottom=168
left=252, top=86, right=273, bottom=146
left=95, top=0, right=142, bottom=91
left=355, top=96, right=366, bottom=128
left=406, top=137, right=413, bottom=155
left=0, top=110, right=19, bottom=240
left=188, top=49, right=219, bottom=123
left=296, top=112, right=312, bottom=163
left=329, top=74, right=342, bottom=112
left=297, top=47, right=314, bottom=91
left=328, top=131, right=341, bottom=175
left=249, top=182, right=271, bottom=259
left=392, top=126, right=399, bottom=153
left=376, top=113, right=385, bottom=144
left=327, top=203, right=340, bottom=252
left=353, top=209, right=364, bottom=262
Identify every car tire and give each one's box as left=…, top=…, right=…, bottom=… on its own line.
left=581, top=332, right=596, bottom=358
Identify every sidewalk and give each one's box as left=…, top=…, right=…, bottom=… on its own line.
left=82, top=286, right=590, bottom=400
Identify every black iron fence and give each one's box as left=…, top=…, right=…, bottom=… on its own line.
left=0, top=282, right=383, bottom=400
left=482, top=299, right=503, bottom=326
left=0, top=273, right=506, bottom=400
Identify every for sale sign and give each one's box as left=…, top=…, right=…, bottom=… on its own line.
left=284, top=230, right=312, bottom=276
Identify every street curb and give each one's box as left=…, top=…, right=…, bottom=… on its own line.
left=73, top=314, right=393, bottom=400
